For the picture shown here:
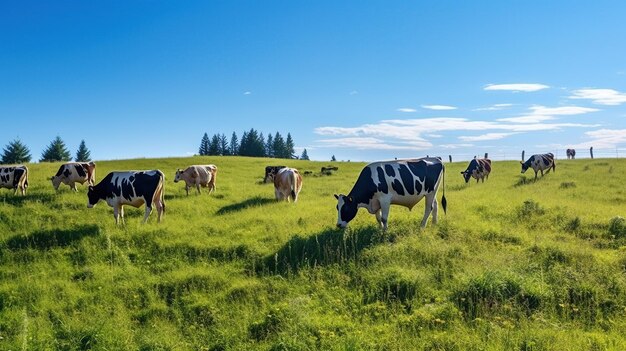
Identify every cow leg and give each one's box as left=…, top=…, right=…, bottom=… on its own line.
left=71, top=182, right=77, bottom=192
left=143, top=206, right=153, bottom=223
left=120, top=206, right=125, bottom=225
left=431, top=198, right=439, bottom=225
left=534, top=171, right=538, bottom=180
left=196, top=183, right=201, bottom=195
left=275, top=188, right=281, bottom=200
left=420, top=193, right=435, bottom=228
left=375, top=210, right=384, bottom=229
left=113, top=206, right=120, bottom=225
left=380, top=203, right=390, bottom=231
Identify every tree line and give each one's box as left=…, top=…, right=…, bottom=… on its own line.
left=0, top=137, right=92, bottom=164
left=198, top=129, right=309, bottom=160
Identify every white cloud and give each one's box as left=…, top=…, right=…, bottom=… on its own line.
left=473, top=103, right=513, bottom=111
left=484, top=83, right=549, bottom=92
left=570, top=129, right=626, bottom=149
left=497, top=115, right=556, bottom=123
left=569, top=88, right=626, bottom=105
left=397, top=108, right=417, bottom=113
left=439, top=143, right=474, bottom=149
left=459, top=133, right=518, bottom=142
left=350, top=90, right=359, bottom=95
left=243, top=91, right=252, bottom=95
left=315, top=137, right=431, bottom=150
left=421, top=104, right=457, bottom=110
left=496, top=105, right=598, bottom=124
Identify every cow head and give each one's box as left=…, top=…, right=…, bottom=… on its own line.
left=87, top=186, right=99, bottom=208
left=50, top=176, right=61, bottom=190
left=460, top=171, right=472, bottom=183
left=520, top=161, right=529, bottom=173
left=334, top=194, right=357, bottom=228
left=174, top=169, right=183, bottom=183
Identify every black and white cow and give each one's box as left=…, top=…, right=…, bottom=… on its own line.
left=461, top=158, right=492, bottom=184
left=0, top=165, right=29, bottom=195
left=334, top=157, right=446, bottom=230
left=87, top=170, right=165, bottom=224
left=51, top=162, right=96, bottom=191
left=566, top=149, right=576, bottom=159
left=521, top=153, right=556, bottom=180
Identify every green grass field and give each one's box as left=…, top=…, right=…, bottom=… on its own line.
left=1, top=156, right=625, bottom=350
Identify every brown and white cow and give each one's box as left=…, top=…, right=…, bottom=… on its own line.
left=174, top=165, right=217, bottom=195
left=0, top=165, right=29, bottom=195
left=51, top=162, right=96, bottom=191
left=264, top=165, right=286, bottom=183
left=273, top=167, right=303, bottom=202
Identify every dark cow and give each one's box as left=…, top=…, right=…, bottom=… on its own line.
left=87, top=170, right=165, bottom=224
left=51, top=162, right=96, bottom=191
left=334, top=157, right=446, bottom=230
left=566, top=149, right=576, bottom=159
left=264, top=166, right=286, bottom=183
left=521, top=153, right=556, bottom=180
left=461, top=158, right=492, bottom=184
left=0, top=165, right=29, bottom=195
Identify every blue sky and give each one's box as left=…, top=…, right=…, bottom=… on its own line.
left=2, top=1, right=626, bottom=162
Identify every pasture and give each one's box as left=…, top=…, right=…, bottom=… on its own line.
left=1, top=156, right=625, bottom=350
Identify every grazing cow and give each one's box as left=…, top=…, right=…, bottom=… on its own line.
left=334, top=157, right=446, bottom=230
left=87, top=170, right=165, bottom=224
left=51, top=162, right=96, bottom=191
left=274, top=167, right=303, bottom=202
left=461, top=158, right=492, bottom=184
left=174, top=165, right=217, bottom=195
left=566, top=149, right=576, bottom=159
left=0, top=165, right=29, bottom=195
left=264, top=166, right=286, bottom=183
left=521, top=153, right=556, bottom=180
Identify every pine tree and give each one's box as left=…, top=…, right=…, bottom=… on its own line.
left=1, top=139, right=31, bottom=164
left=219, top=134, right=229, bottom=156
left=331, top=155, right=337, bottom=162
left=239, top=131, right=249, bottom=155
left=40, top=136, right=71, bottom=162
left=272, top=132, right=286, bottom=158
left=75, top=140, right=91, bottom=162
left=265, top=134, right=274, bottom=157
left=199, top=133, right=210, bottom=156
left=285, top=133, right=296, bottom=159
left=209, top=134, right=220, bottom=155
left=229, top=132, right=239, bottom=156
left=300, top=149, right=310, bottom=160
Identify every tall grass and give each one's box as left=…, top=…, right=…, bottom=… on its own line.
left=0, top=156, right=625, bottom=350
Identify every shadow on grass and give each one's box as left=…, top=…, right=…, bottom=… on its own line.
left=4, top=225, right=100, bottom=250
left=258, top=226, right=383, bottom=275
left=513, top=175, right=543, bottom=187
left=216, top=196, right=275, bottom=215
left=0, top=193, right=56, bottom=206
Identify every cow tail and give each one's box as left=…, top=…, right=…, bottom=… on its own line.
left=441, top=164, right=447, bottom=214
left=160, top=171, right=166, bottom=214
left=290, top=170, right=297, bottom=200
left=24, top=166, right=29, bottom=189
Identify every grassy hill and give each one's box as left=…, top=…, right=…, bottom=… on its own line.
left=1, top=156, right=625, bottom=350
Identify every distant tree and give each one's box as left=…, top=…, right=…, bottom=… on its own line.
left=300, top=148, right=310, bottom=160
left=331, top=155, right=336, bottom=162
left=285, top=133, right=296, bottom=159
left=272, top=132, right=286, bottom=158
left=199, top=133, right=210, bottom=156
left=40, top=136, right=71, bottom=162
left=208, top=134, right=220, bottom=155
left=219, top=134, right=229, bottom=156
left=243, top=128, right=265, bottom=157
left=229, top=132, right=239, bottom=156
left=1, top=139, right=31, bottom=164
left=75, top=140, right=91, bottom=162
left=265, top=133, right=274, bottom=157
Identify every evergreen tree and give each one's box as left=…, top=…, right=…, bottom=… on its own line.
left=1, top=139, right=31, bottom=164
left=40, top=136, right=71, bottom=162
left=239, top=131, right=249, bottom=155
left=285, top=133, right=296, bottom=159
left=229, top=132, right=239, bottom=156
left=208, top=134, right=220, bottom=155
left=75, top=140, right=91, bottom=162
left=331, top=155, right=337, bottom=162
left=300, top=149, right=310, bottom=160
left=199, top=133, right=210, bottom=156
left=265, top=134, right=274, bottom=157
left=219, top=134, right=229, bottom=156
left=258, top=133, right=266, bottom=157
left=272, top=132, right=286, bottom=158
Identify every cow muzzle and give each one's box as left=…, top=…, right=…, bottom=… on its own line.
left=336, top=222, right=347, bottom=229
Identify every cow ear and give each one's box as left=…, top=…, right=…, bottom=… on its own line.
left=334, top=194, right=339, bottom=199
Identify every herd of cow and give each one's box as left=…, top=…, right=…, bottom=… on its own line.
left=0, top=152, right=558, bottom=228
